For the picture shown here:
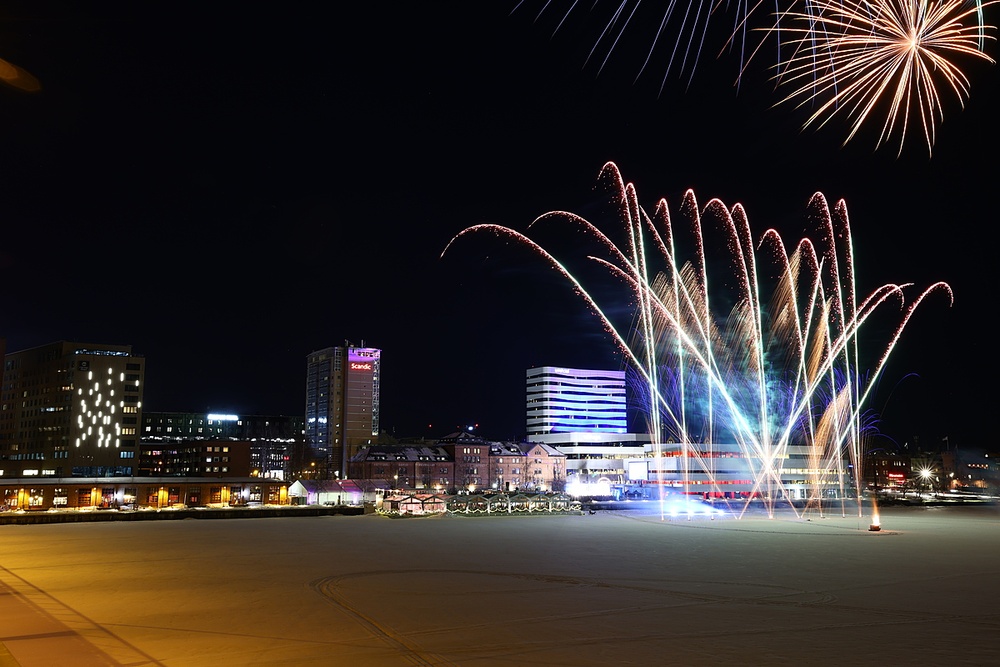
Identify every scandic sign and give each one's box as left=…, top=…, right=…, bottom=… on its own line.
left=350, top=362, right=373, bottom=371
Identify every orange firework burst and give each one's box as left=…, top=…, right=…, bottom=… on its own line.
left=773, top=0, right=998, bottom=155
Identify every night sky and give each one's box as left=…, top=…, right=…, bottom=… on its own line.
left=0, top=2, right=995, bottom=447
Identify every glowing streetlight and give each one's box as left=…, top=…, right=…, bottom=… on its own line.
left=919, top=468, right=934, bottom=494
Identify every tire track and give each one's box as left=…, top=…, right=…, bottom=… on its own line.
left=309, top=574, right=458, bottom=667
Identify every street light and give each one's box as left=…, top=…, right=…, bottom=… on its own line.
left=919, top=468, right=933, bottom=495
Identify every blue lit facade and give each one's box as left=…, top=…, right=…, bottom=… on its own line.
left=526, top=366, right=627, bottom=435
left=525, top=366, right=649, bottom=488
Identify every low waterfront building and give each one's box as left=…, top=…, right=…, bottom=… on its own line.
left=348, top=444, right=454, bottom=491
left=287, top=478, right=390, bottom=506
left=0, top=477, right=291, bottom=511
left=620, top=441, right=854, bottom=501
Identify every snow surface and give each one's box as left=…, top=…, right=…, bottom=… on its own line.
left=1, top=504, right=998, bottom=666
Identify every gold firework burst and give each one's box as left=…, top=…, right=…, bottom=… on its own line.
left=774, top=0, right=997, bottom=155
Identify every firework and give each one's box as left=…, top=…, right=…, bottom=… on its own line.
left=443, top=162, right=951, bottom=517
left=773, top=0, right=998, bottom=154
left=514, top=1, right=996, bottom=152
left=512, top=0, right=756, bottom=90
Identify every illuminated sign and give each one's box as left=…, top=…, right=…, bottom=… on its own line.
left=207, top=413, right=239, bottom=421
left=348, top=348, right=380, bottom=364
left=350, top=362, right=372, bottom=371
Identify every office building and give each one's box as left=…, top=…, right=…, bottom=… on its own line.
left=305, top=343, right=380, bottom=478
left=526, top=366, right=628, bottom=435
left=525, top=366, right=650, bottom=493
left=137, top=439, right=252, bottom=477
left=0, top=341, right=144, bottom=478
left=142, top=411, right=304, bottom=479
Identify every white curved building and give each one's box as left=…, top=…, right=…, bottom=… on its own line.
left=526, top=366, right=627, bottom=435
left=526, top=367, right=649, bottom=490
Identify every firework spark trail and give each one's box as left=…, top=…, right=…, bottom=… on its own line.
left=516, top=1, right=995, bottom=151
left=773, top=0, right=999, bottom=154
left=638, top=193, right=928, bottom=516
left=443, top=162, right=950, bottom=518
left=514, top=0, right=755, bottom=84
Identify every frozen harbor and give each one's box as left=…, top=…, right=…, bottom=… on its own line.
left=1, top=504, right=998, bottom=666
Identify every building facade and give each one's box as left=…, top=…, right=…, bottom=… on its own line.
left=1, top=477, right=290, bottom=511
left=351, top=434, right=568, bottom=493
left=525, top=366, right=649, bottom=492
left=305, top=344, right=381, bottom=478
left=526, top=366, right=627, bottom=436
left=138, top=439, right=253, bottom=477
left=621, top=441, right=852, bottom=501
left=0, top=341, right=144, bottom=478
left=142, top=411, right=304, bottom=479
left=349, top=444, right=454, bottom=491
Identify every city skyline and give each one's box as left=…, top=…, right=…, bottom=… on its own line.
left=0, top=3, right=995, bottom=446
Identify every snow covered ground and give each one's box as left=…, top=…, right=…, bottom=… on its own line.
left=1, top=504, right=997, bottom=666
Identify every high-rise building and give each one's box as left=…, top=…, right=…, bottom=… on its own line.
left=0, top=341, right=144, bottom=478
left=526, top=366, right=627, bottom=436
left=525, top=366, right=649, bottom=492
left=305, top=343, right=380, bottom=478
